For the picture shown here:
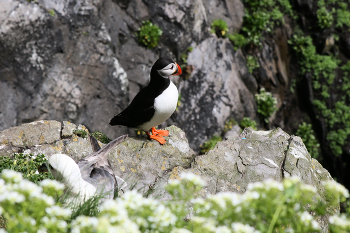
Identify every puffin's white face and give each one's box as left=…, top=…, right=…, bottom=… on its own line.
left=157, top=63, right=181, bottom=78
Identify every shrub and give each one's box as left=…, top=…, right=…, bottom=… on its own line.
left=1, top=170, right=350, bottom=232
left=211, top=19, right=228, bottom=37
left=136, top=21, right=162, bottom=49
left=0, top=153, right=53, bottom=184
left=240, top=117, right=257, bottom=130
left=246, top=55, right=260, bottom=74
left=295, top=122, right=320, bottom=159
left=228, top=33, right=247, bottom=49
left=255, top=88, right=278, bottom=123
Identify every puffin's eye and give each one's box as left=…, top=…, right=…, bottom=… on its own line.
left=170, top=64, right=174, bottom=70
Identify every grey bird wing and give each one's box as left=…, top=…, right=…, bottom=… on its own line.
left=89, top=134, right=101, bottom=152
left=78, top=134, right=128, bottom=193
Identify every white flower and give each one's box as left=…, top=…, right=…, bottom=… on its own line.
left=329, top=214, right=350, bottom=229
left=30, top=192, right=55, bottom=206
left=300, top=184, right=317, bottom=194
left=13, top=179, right=43, bottom=196
left=231, top=222, right=260, bottom=233
left=207, top=194, right=227, bottom=210
left=179, top=172, right=206, bottom=187
left=243, top=191, right=260, bottom=201
left=299, top=211, right=318, bottom=229
left=322, top=180, right=349, bottom=198
left=216, top=225, right=232, bottom=233
left=71, top=216, right=99, bottom=228
left=1, top=169, right=23, bottom=183
left=171, top=228, right=192, bottom=233
left=45, top=206, right=72, bottom=218
left=0, top=229, right=8, bottom=233
left=0, top=191, right=25, bottom=203
left=40, top=179, right=65, bottom=192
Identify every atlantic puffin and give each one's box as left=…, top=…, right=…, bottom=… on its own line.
left=46, top=134, right=128, bottom=201
left=110, top=57, right=182, bottom=145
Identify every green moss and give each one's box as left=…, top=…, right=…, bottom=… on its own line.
left=136, top=21, right=162, bottom=49
left=91, top=131, right=111, bottom=144
left=73, top=129, right=88, bottom=138
left=200, top=135, right=222, bottom=154
left=240, top=117, right=257, bottom=130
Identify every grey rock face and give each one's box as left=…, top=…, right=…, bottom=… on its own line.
left=0, top=0, right=259, bottom=152
left=0, top=0, right=129, bottom=140
left=0, top=121, right=333, bottom=199
left=0, top=121, right=335, bottom=231
left=202, top=0, right=244, bottom=32
left=174, top=36, right=257, bottom=152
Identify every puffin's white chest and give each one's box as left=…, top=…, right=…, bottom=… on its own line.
left=139, top=81, right=178, bottom=131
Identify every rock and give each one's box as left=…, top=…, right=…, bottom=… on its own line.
left=202, top=0, right=244, bottom=32
left=0, top=121, right=337, bottom=230
left=174, top=36, right=257, bottom=152
left=224, top=124, right=242, bottom=138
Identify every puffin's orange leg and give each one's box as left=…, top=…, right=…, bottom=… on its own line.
left=146, top=131, right=166, bottom=145
left=151, top=127, right=169, bottom=136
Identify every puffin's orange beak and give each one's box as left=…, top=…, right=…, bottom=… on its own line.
left=172, top=63, right=182, bottom=76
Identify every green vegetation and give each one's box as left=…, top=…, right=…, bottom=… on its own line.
left=295, top=123, right=320, bottom=159
left=176, top=93, right=182, bottom=111
left=255, top=88, right=278, bottom=123
left=91, top=131, right=111, bottom=144
left=210, top=19, right=228, bottom=37
left=240, top=117, right=258, bottom=130
left=180, top=47, right=193, bottom=65
left=240, top=0, right=294, bottom=46
left=73, top=129, right=88, bottom=138
left=136, top=21, right=162, bottom=49
left=200, top=135, right=222, bottom=154
left=223, top=118, right=238, bottom=134
left=289, top=32, right=350, bottom=156
left=228, top=33, right=247, bottom=50
left=1, top=169, right=350, bottom=232
left=316, top=0, right=350, bottom=28
left=48, top=9, right=55, bottom=17
left=246, top=55, right=260, bottom=74
left=0, top=153, right=53, bottom=183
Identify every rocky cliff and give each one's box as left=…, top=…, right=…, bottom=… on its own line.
left=0, top=120, right=336, bottom=231
left=0, top=121, right=332, bottom=198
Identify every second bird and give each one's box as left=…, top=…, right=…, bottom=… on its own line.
left=110, top=57, right=182, bottom=144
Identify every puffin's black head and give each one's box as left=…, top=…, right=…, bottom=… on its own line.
left=152, top=57, right=182, bottom=78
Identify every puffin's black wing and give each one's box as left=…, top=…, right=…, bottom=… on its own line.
left=109, top=87, right=156, bottom=127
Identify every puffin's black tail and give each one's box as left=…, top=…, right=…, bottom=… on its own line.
left=109, top=115, right=120, bottom=126
left=109, top=114, right=131, bottom=126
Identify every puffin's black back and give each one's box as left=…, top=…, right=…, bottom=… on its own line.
left=109, top=57, right=174, bottom=128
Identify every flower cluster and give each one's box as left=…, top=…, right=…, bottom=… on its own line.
left=0, top=169, right=69, bottom=233
left=1, top=169, right=350, bottom=233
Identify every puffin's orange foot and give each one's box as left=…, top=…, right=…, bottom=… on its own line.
left=151, top=127, right=169, bottom=136
left=146, top=132, right=166, bottom=144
